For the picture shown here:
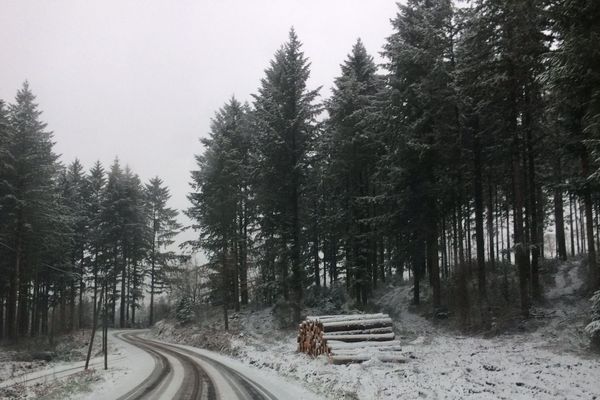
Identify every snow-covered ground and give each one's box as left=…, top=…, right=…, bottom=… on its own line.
left=2, top=260, right=597, bottom=399
left=0, top=330, right=154, bottom=400
left=154, top=260, right=600, bottom=400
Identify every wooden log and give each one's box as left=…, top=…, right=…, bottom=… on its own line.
left=330, top=345, right=403, bottom=354
left=322, top=318, right=393, bottom=332
left=306, top=313, right=387, bottom=322
left=326, top=340, right=402, bottom=349
left=330, top=354, right=407, bottom=364
left=325, top=327, right=393, bottom=336
left=322, top=333, right=395, bottom=342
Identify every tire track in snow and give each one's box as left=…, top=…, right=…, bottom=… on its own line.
left=126, top=333, right=290, bottom=400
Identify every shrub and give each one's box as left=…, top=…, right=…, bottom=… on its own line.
left=175, top=297, right=194, bottom=325
left=584, top=290, right=600, bottom=349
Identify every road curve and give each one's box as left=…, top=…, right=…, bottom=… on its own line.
left=119, top=332, right=312, bottom=400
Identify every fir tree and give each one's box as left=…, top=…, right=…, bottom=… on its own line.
left=252, top=29, right=320, bottom=321
left=145, top=176, right=181, bottom=326
left=325, top=39, right=383, bottom=305
left=382, top=0, right=456, bottom=309
left=188, top=97, right=252, bottom=329
left=5, top=82, right=61, bottom=340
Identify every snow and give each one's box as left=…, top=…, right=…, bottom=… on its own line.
left=164, top=341, right=324, bottom=400
left=73, top=331, right=156, bottom=400
left=228, top=328, right=599, bottom=399
left=193, top=260, right=598, bottom=400
left=18, top=259, right=595, bottom=400
left=0, top=330, right=157, bottom=400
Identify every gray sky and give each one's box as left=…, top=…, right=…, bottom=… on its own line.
left=0, top=0, right=399, bottom=249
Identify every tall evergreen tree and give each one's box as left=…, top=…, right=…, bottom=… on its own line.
left=325, top=39, right=382, bottom=305
left=0, top=100, right=13, bottom=340
left=549, top=0, right=600, bottom=287
left=5, top=82, right=61, bottom=340
left=187, top=97, right=252, bottom=328
left=382, top=0, right=456, bottom=309
left=145, top=176, right=180, bottom=326
left=252, top=29, right=320, bottom=321
left=86, top=161, right=106, bottom=325
left=63, top=159, right=88, bottom=330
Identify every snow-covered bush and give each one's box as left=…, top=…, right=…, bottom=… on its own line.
left=584, top=290, right=600, bottom=348
left=175, top=297, right=194, bottom=325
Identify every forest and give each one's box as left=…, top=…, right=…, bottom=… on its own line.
left=1, top=0, right=600, bottom=345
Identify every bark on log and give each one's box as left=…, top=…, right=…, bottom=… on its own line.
left=306, top=313, right=386, bottom=322
left=322, top=333, right=395, bottom=342
left=322, top=318, right=392, bottom=332
left=325, top=327, right=393, bottom=336
left=326, top=339, right=402, bottom=349
left=331, top=354, right=407, bottom=364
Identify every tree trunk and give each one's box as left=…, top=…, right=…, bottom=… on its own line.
left=581, top=150, right=598, bottom=286
left=120, top=256, right=126, bottom=328
left=526, top=122, right=540, bottom=299
left=554, top=183, right=567, bottom=261
left=473, top=130, right=486, bottom=299
left=78, top=250, right=85, bottom=329
left=513, top=151, right=529, bottom=317
left=314, top=232, right=320, bottom=291
left=222, top=244, right=229, bottom=331
left=8, top=231, right=22, bottom=342
left=487, top=177, right=496, bottom=271
left=427, top=222, right=441, bottom=309
left=240, top=207, right=249, bottom=305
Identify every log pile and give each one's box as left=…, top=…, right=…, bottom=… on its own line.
left=297, top=313, right=405, bottom=364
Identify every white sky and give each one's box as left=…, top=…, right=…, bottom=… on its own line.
left=0, top=0, right=400, bottom=249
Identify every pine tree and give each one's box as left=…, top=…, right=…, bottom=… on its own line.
left=188, top=97, right=252, bottom=329
left=458, top=0, right=548, bottom=313
left=5, top=82, right=61, bottom=340
left=101, top=159, right=125, bottom=326
left=252, top=29, right=320, bottom=321
left=549, top=0, right=600, bottom=287
left=145, top=176, right=180, bottom=326
left=63, top=159, right=89, bottom=330
left=0, top=100, right=13, bottom=340
left=121, top=167, right=148, bottom=326
left=324, top=39, right=383, bottom=305
left=86, top=161, right=106, bottom=325
left=382, top=0, right=456, bottom=309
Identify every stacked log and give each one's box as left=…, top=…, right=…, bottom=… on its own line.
left=296, top=318, right=328, bottom=356
left=297, top=313, right=404, bottom=364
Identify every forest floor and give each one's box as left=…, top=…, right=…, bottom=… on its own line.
left=152, top=259, right=600, bottom=399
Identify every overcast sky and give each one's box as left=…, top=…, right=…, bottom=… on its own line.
left=0, top=0, right=399, bottom=250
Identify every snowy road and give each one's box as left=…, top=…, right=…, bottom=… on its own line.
left=114, top=331, right=322, bottom=400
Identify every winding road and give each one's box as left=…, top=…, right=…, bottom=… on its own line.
left=114, top=332, right=315, bottom=400
left=0, top=331, right=320, bottom=399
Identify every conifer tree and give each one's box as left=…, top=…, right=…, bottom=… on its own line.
left=252, top=29, right=320, bottom=320
left=187, top=97, right=252, bottom=328
left=145, top=176, right=180, bottom=326
left=325, top=39, right=382, bottom=304
left=382, top=0, right=456, bottom=309
left=5, top=82, right=61, bottom=340
left=86, top=161, right=106, bottom=323
left=63, top=159, right=88, bottom=329
left=549, top=0, right=600, bottom=287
